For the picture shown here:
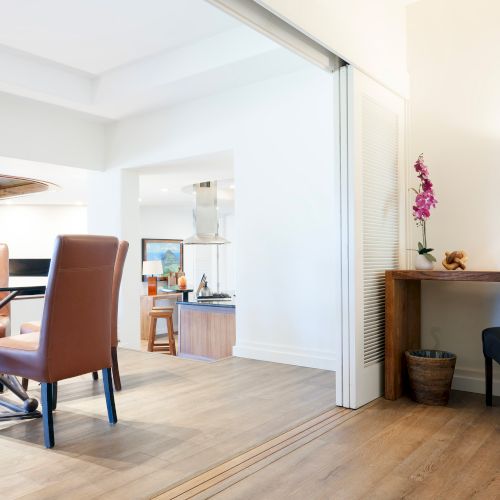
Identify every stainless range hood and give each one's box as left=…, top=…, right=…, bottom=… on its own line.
left=184, top=181, right=230, bottom=245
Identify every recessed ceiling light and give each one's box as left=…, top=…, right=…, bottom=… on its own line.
left=75, top=201, right=84, bottom=206
left=229, top=184, right=235, bottom=189
left=161, top=188, right=169, bottom=192
left=138, top=198, right=142, bottom=203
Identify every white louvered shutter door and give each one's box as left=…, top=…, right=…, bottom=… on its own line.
left=341, top=67, right=406, bottom=409
left=362, top=96, right=400, bottom=367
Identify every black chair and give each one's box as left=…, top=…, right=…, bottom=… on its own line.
left=482, top=327, right=500, bottom=406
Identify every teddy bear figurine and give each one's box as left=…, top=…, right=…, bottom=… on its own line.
left=442, top=250, right=468, bottom=270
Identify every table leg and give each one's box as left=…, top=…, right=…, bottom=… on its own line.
left=182, top=290, right=189, bottom=302
left=385, top=277, right=421, bottom=400
left=0, top=290, right=19, bottom=309
left=0, top=374, right=41, bottom=420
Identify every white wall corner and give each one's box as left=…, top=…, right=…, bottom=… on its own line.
left=452, top=366, right=500, bottom=397
left=233, top=341, right=337, bottom=371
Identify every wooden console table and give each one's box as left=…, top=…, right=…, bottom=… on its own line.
left=385, top=270, right=500, bottom=400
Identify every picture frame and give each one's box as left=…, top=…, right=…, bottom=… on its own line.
left=141, top=238, right=183, bottom=280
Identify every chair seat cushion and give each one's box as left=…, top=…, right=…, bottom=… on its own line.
left=20, top=320, right=41, bottom=335
left=0, top=331, right=40, bottom=351
left=482, top=327, right=500, bottom=364
left=0, top=331, right=43, bottom=380
left=0, top=315, right=9, bottom=338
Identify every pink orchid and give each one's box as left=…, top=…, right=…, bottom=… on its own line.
left=411, top=154, right=437, bottom=261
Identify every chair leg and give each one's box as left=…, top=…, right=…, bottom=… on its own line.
left=92, top=371, right=99, bottom=381
left=21, top=378, right=28, bottom=391
left=41, top=383, right=55, bottom=448
left=485, top=356, right=493, bottom=406
left=52, top=382, right=58, bottom=411
left=111, top=346, right=121, bottom=391
left=102, top=367, right=117, bottom=424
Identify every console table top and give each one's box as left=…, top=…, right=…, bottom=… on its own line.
left=386, top=270, right=500, bottom=282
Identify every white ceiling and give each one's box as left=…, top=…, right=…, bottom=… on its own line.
left=137, top=151, right=235, bottom=213
left=0, top=0, right=238, bottom=74
left=0, top=0, right=308, bottom=119
left=0, top=0, right=304, bottom=211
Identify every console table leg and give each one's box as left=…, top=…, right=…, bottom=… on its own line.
left=385, top=276, right=421, bottom=400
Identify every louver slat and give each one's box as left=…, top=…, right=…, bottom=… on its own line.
left=362, top=97, right=399, bottom=367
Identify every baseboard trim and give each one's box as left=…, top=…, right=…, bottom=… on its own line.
left=452, top=366, right=500, bottom=396
left=233, top=341, right=336, bottom=371
left=118, top=341, right=141, bottom=351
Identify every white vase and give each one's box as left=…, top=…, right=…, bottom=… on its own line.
left=415, top=253, right=434, bottom=270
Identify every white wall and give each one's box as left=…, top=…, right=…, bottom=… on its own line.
left=408, top=0, right=500, bottom=395
left=140, top=206, right=193, bottom=242
left=107, top=66, right=338, bottom=370
left=0, top=204, right=87, bottom=335
left=252, top=0, right=408, bottom=96
left=0, top=205, right=87, bottom=257
left=0, top=92, right=107, bottom=170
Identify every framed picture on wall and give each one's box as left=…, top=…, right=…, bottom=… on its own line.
left=141, top=238, right=183, bottom=280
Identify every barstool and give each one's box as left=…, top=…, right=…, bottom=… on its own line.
left=147, top=307, right=176, bottom=355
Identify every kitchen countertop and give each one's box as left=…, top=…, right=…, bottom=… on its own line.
left=178, top=299, right=236, bottom=308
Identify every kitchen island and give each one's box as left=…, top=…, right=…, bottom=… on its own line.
left=177, top=300, right=235, bottom=361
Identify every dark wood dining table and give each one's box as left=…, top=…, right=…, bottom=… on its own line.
left=0, top=277, right=47, bottom=420
left=0, top=276, right=47, bottom=309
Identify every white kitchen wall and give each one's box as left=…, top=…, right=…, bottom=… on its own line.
left=0, top=204, right=87, bottom=257
left=139, top=205, right=235, bottom=294
left=408, top=0, right=500, bottom=395
left=107, top=66, right=338, bottom=370
left=0, top=204, right=87, bottom=335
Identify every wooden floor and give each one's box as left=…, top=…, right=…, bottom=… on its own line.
left=198, top=391, right=500, bottom=500
left=0, top=348, right=336, bottom=499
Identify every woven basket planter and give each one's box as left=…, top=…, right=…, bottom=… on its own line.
left=405, top=350, right=457, bottom=405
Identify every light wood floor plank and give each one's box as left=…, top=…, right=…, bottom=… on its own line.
left=209, top=392, right=500, bottom=500
left=0, top=348, right=335, bottom=499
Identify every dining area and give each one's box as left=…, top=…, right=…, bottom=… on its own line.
left=0, top=225, right=330, bottom=498
left=0, top=235, right=128, bottom=448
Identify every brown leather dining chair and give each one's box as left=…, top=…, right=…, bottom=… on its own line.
left=0, top=243, right=10, bottom=338
left=21, top=240, right=129, bottom=393
left=92, top=240, right=129, bottom=390
left=0, top=235, right=118, bottom=448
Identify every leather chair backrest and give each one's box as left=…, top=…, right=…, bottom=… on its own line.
left=111, top=240, right=129, bottom=347
left=0, top=243, right=9, bottom=318
left=39, top=235, right=118, bottom=382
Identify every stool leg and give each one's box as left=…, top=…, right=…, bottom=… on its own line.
left=147, top=316, right=157, bottom=352
left=167, top=314, right=176, bottom=356
left=485, top=356, right=493, bottom=406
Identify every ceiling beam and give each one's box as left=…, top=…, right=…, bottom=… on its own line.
left=0, top=26, right=303, bottom=119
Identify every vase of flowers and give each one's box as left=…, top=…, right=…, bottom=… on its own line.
left=411, top=154, right=438, bottom=270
